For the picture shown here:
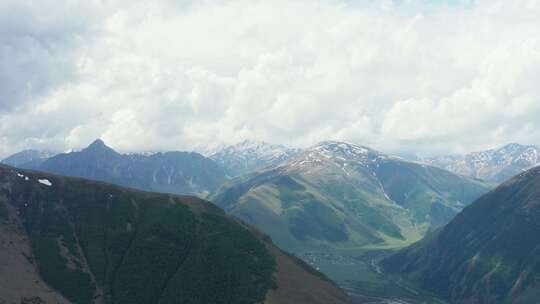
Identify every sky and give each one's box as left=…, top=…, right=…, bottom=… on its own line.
left=1, top=0, right=540, bottom=158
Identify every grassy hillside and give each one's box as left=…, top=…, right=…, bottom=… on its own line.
left=213, top=143, right=491, bottom=255
left=382, top=166, right=540, bottom=304
left=0, top=165, right=350, bottom=304
left=212, top=142, right=491, bottom=303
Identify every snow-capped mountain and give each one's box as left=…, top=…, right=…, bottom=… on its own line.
left=285, top=140, right=399, bottom=171
left=209, top=140, right=301, bottom=177
left=213, top=140, right=491, bottom=254
left=423, top=143, right=540, bottom=183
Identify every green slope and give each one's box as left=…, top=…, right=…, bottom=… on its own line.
left=0, top=165, right=351, bottom=304
left=382, top=166, right=540, bottom=304
left=213, top=142, right=492, bottom=255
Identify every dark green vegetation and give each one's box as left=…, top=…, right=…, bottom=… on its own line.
left=0, top=165, right=347, bottom=304
left=0, top=164, right=351, bottom=304
left=16, top=139, right=227, bottom=197
left=213, top=141, right=491, bottom=255
left=4, top=168, right=273, bottom=304
left=0, top=198, right=8, bottom=222
left=382, top=166, right=540, bottom=304
left=212, top=142, right=492, bottom=303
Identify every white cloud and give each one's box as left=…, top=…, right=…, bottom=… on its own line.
left=1, top=0, right=540, bottom=158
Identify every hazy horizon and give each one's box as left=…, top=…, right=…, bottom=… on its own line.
left=1, top=137, right=537, bottom=160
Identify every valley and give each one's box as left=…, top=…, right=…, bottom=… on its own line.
left=210, top=141, right=494, bottom=303
left=303, top=248, right=447, bottom=304
left=4, top=1, right=540, bottom=302
left=4, top=139, right=540, bottom=304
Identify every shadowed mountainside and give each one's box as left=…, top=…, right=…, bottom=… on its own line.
left=15, top=139, right=227, bottom=198
left=382, top=166, right=540, bottom=304
left=0, top=164, right=350, bottom=304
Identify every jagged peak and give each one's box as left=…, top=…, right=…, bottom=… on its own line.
left=82, top=139, right=119, bottom=155
left=308, top=141, right=381, bottom=157
left=212, top=140, right=297, bottom=158
left=228, top=139, right=288, bottom=151
left=283, top=141, right=392, bottom=171
left=89, top=138, right=106, bottom=147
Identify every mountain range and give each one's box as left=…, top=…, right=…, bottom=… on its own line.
left=207, top=140, right=300, bottom=178
left=213, top=141, right=492, bottom=254
left=382, top=165, right=540, bottom=304
left=0, top=164, right=350, bottom=304
left=2, top=149, right=57, bottom=168
left=7, top=139, right=228, bottom=198
left=422, top=143, right=540, bottom=183
left=3, top=139, right=540, bottom=303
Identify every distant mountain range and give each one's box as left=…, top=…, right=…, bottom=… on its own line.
left=5, top=139, right=538, bottom=303
left=0, top=164, right=350, bottom=304
left=2, top=149, right=57, bottom=168
left=5, top=139, right=228, bottom=197
left=2, top=140, right=302, bottom=196
left=6, top=141, right=537, bottom=186
left=207, top=140, right=300, bottom=177
left=213, top=141, right=492, bottom=254
left=382, top=165, right=540, bottom=304
left=422, top=143, right=540, bottom=183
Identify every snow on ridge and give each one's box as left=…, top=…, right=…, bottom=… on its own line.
left=307, top=141, right=385, bottom=163
left=211, top=140, right=299, bottom=164
left=286, top=141, right=382, bottom=171
left=422, top=143, right=540, bottom=181
left=284, top=140, right=423, bottom=177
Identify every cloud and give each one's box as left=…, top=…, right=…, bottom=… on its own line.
left=1, top=0, right=540, bottom=158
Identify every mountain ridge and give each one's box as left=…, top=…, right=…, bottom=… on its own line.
left=2, top=149, right=57, bottom=168
left=422, top=143, right=540, bottom=183
left=382, top=165, right=540, bottom=304
left=208, top=140, right=300, bottom=178
left=0, top=164, right=351, bottom=304
left=10, top=140, right=227, bottom=198
left=213, top=141, right=492, bottom=254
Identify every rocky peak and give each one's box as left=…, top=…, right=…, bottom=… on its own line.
left=82, top=139, right=119, bottom=156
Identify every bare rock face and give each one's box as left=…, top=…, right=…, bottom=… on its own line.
left=0, top=195, right=69, bottom=304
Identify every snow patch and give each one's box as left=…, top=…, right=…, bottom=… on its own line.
left=38, top=179, right=52, bottom=187
left=16, top=173, right=30, bottom=181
